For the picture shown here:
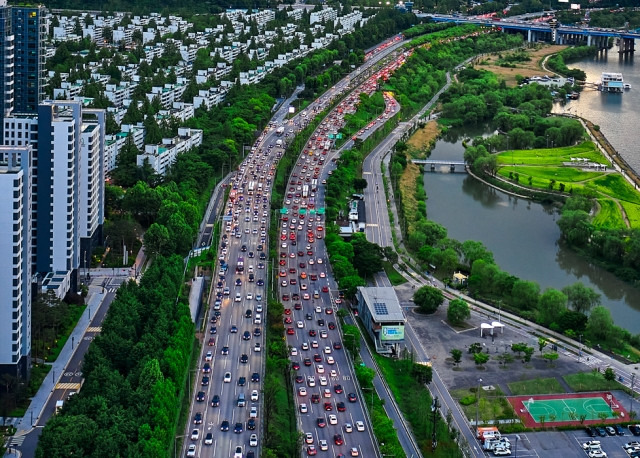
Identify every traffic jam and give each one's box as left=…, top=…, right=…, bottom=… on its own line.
left=278, top=50, right=411, bottom=458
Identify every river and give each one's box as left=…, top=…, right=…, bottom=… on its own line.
left=423, top=127, right=640, bottom=333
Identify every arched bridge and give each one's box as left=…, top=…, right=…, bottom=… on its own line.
left=412, top=159, right=467, bottom=173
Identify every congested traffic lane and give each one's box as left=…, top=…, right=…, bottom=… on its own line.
left=277, top=46, right=415, bottom=458
left=184, top=36, right=410, bottom=458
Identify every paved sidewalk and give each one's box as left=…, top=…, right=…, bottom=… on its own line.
left=12, top=285, right=106, bottom=434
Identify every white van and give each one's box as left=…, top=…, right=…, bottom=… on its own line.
left=235, top=293, right=242, bottom=302
left=254, top=314, right=262, bottom=324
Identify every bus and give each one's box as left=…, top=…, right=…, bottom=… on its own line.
left=236, top=256, right=244, bottom=273
left=302, top=185, right=309, bottom=198
left=311, top=179, right=318, bottom=191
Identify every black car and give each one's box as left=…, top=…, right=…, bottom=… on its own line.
left=251, top=372, right=260, bottom=383
left=238, top=376, right=246, bottom=386
left=247, top=418, right=256, bottom=430
left=585, top=426, right=595, bottom=437
left=220, top=420, right=229, bottom=431
left=243, top=331, right=251, bottom=340
left=348, top=393, right=357, bottom=403
left=234, top=422, right=244, bottom=434
left=248, top=251, right=254, bottom=258
left=241, top=245, right=247, bottom=252
left=202, top=363, right=211, bottom=373
left=210, top=326, right=217, bottom=334
left=260, top=252, right=266, bottom=260
left=245, top=309, right=252, bottom=318
left=201, top=376, right=209, bottom=386
left=295, top=375, right=304, bottom=383
left=630, top=424, right=640, bottom=436
left=257, top=244, right=263, bottom=251
left=306, top=313, right=313, bottom=320
left=240, top=354, right=249, bottom=363
left=211, top=395, right=220, bottom=407
left=194, top=412, right=203, bottom=424
left=257, top=279, right=264, bottom=286
left=196, top=391, right=205, bottom=402
left=221, top=346, right=229, bottom=355
left=317, top=319, right=325, bottom=326
left=597, top=427, right=607, bottom=437
left=235, top=279, right=242, bottom=286
left=247, top=451, right=255, bottom=458
left=615, top=424, right=625, bottom=435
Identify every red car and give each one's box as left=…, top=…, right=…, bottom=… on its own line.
left=285, top=317, right=293, bottom=324
left=208, top=338, right=215, bottom=346
left=287, top=327, right=295, bottom=335
left=324, top=402, right=333, bottom=411
left=284, top=308, right=292, bottom=315
left=307, top=445, right=317, bottom=456
left=322, top=286, right=329, bottom=293
left=282, top=294, right=290, bottom=301
left=334, top=434, right=344, bottom=446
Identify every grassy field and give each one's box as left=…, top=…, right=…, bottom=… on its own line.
left=48, top=304, right=86, bottom=361
left=620, top=201, right=640, bottom=228
left=563, top=371, right=627, bottom=392
left=591, top=174, right=640, bottom=205
left=407, top=120, right=440, bottom=157
left=399, top=162, right=421, bottom=232
left=478, top=44, right=569, bottom=86
left=382, top=260, right=407, bottom=285
left=451, top=387, right=518, bottom=425
left=593, top=199, right=626, bottom=229
left=496, top=142, right=604, bottom=167
left=507, top=377, right=566, bottom=396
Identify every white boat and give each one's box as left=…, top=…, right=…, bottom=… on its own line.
left=624, top=83, right=632, bottom=90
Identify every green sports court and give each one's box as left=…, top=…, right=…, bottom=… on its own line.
left=508, top=392, right=626, bottom=427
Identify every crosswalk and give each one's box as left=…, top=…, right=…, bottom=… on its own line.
left=8, top=434, right=26, bottom=446
left=86, top=326, right=102, bottom=333
left=56, top=382, right=82, bottom=390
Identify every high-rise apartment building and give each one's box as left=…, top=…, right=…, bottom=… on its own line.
left=0, top=145, right=32, bottom=378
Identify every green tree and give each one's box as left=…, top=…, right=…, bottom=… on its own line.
left=538, top=337, right=548, bottom=353
left=562, top=282, right=601, bottom=314
left=538, top=288, right=567, bottom=326
left=586, top=306, right=617, bottom=346
left=510, top=279, right=540, bottom=311
left=413, top=285, right=444, bottom=314
left=542, top=352, right=559, bottom=366
left=474, top=352, right=490, bottom=366
left=342, top=324, right=360, bottom=356
left=603, top=367, right=616, bottom=382
left=450, top=348, right=462, bottom=366
left=143, top=223, right=170, bottom=256
left=411, top=362, right=432, bottom=384
left=447, top=299, right=470, bottom=326
left=468, top=343, right=483, bottom=354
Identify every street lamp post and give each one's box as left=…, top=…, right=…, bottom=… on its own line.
left=630, top=372, right=636, bottom=416
left=579, top=334, right=583, bottom=359
left=515, top=434, right=520, bottom=458
left=475, top=378, right=483, bottom=437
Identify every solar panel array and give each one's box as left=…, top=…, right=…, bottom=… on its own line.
left=373, top=302, right=388, bottom=316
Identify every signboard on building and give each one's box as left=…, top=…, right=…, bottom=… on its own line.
left=381, top=325, right=404, bottom=341
left=289, top=106, right=296, bottom=114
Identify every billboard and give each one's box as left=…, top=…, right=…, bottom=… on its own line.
left=381, top=325, right=405, bottom=341
left=570, top=3, right=580, bottom=9
left=288, top=106, right=296, bottom=114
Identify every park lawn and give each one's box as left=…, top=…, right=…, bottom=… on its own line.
left=507, top=377, right=566, bottom=396
left=620, top=201, right=640, bottom=229
left=591, top=174, right=640, bottom=205
left=563, top=371, right=626, bottom=392
left=382, top=261, right=407, bottom=285
left=451, top=387, right=518, bottom=425
left=593, top=199, right=626, bottom=230
left=496, top=142, right=603, bottom=167
left=498, top=165, right=604, bottom=184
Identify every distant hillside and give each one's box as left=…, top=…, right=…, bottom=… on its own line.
left=45, top=0, right=275, bottom=14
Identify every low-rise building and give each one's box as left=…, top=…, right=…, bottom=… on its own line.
left=355, top=287, right=406, bottom=354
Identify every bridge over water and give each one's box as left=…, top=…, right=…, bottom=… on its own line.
left=417, top=13, right=640, bottom=55
left=412, top=159, right=467, bottom=173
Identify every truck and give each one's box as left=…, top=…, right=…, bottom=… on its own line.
left=311, top=179, right=318, bottom=191
left=276, top=126, right=285, bottom=136
left=236, top=256, right=245, bottom=274
left=55, top=400, right=64, bottom=414
left=275, top=139, right=284, bottom=148
left=324, top=140, right=331, bottom=151
left=302, top=185, right=309, bottom=198
left=248, top=181, right=255, bottom=195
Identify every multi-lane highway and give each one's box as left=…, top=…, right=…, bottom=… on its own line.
left=181, top=35, right=411, bottom=458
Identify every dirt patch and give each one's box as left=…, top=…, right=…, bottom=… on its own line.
left=407, top=120, right=440, bottom=157
left=477, top=44, right=569, bottom=86
left=399, top=162, right=421, bottom=232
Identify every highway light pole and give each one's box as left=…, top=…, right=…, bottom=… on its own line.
left=475, top=377, right=482, bottom=437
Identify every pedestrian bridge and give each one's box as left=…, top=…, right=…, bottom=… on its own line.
left=412, top=159, right=467, bottom=173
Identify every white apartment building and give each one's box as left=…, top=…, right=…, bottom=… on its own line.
left=310, top=8, right=337, bottom=25
left=146, top=83, right=186, bottom=109
left=337, top=11, right=363, bottom=32
left=137, top=127, right=203, bottom=175
left=0, top=145, right=32, bottom=378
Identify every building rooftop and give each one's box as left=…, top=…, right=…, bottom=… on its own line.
left=358, top=286, right=405, bottom=322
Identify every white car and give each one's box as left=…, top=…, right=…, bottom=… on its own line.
left=205, top=351, right=213, bottom=361
left=305, top=432, right=314, bottom=444
left=234, top=446, right=243, bottom=458
left=317, top=258, right=323, bottom=264
left=315, top=306, right=322, bottom=313
left=311, top=341, right=319, bottom=348
left=308, top=376, right=316, bottom=387
left=251, top=390, right=259, bottom=401
left=493, top=448, right=511, bottom=456
left=291, top=347, right=298, bottom=356
left=223, top=372, right=232, bottom=383
left=587, top=452, right=607, bottom=458
left=317, top=365, right=325, bottom=374
left=250, top=406, right=258, bottom=418
left=254, top=342, right=261, bottom=352
left=300, top=403, right=308, bottom=413
left=319, top=376, right=327, bottom=386
left=329, top=414, right=338, bottom=425
left=301, top=342, right=309, bottom=350
left=299, top=387, right=308, bottom=396
left=324, top=346, right=332, bottom=354
left=250, top=434, right=258, bottom=447
left=330, top=369, right=338, bottom=377
left=187, top=444, right=197, bottom=457
left=319, top=439, right=328, bottom=451
left=344, top=423, right=353, bottom=433
left=246, top=293, right=253, bottom=300
left=190, top=429, right=200, bottom=441
left=356, top=421, right=365, bottom=431
left=327, top=356, right=335, bottom=365
left=297, top=320, right=304, bottom=328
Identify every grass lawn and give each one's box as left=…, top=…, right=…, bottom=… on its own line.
left=498, top=165, right=604, bottom=184
left=382, top=260, right=407, bottom=285
left=451, top=387, right=518, bottom=425
left=620, top=201, right=640, bottom=228
left=591, top=174, right=640, bottom=204
left=48, top=304, right=86, bottom=361
left=563, top=371, right=627, bottom=392
left=507, top=377, right=566, bottom=396
left=593, top=199, right=626, bottom=229
left=496, top=142, right=603, bottom=167
left=375, top=355, right=463, bottom=457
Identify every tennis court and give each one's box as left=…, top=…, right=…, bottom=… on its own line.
left=508, top=392, right=627, bottom=428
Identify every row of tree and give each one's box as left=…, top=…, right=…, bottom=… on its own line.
left=545, top=46, right=597, bottom=81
